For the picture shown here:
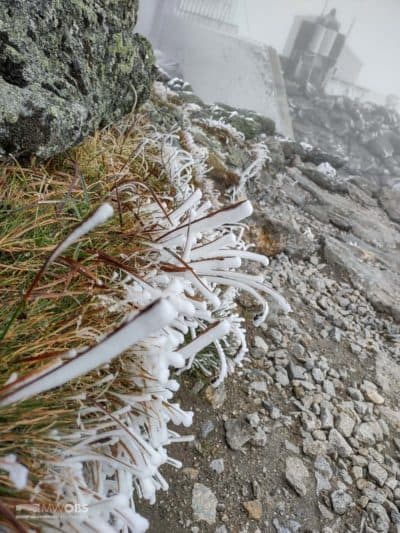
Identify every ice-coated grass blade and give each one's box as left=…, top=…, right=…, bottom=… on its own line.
left=0, top=298, right=176, bottom=406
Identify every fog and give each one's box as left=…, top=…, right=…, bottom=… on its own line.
left=240, top=0, right=400, bottom=97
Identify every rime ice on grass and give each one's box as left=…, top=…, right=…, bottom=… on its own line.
left=0, top=112, right=289, bottom=532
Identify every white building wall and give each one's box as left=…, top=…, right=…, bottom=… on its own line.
left=137, top=0, right=293, bottom=137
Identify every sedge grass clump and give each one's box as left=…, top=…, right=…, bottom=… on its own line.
left=0, top=93, right=289, bottom=532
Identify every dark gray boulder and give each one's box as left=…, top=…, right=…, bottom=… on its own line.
left=0, top=0, right=155, bottom=159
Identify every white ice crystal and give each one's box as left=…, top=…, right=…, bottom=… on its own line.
left=0, top=455, right=28, bottom=490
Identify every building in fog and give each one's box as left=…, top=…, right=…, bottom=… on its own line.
left=136, top=0, right=293, bottom=137
left=176, top=0, right=240, bottom=34
left=282, top=12, right=388, bottom=106
left=283, top=15, right=347, bottom=89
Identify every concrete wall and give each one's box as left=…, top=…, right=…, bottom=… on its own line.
left=138, top=1, right=293, bottom=137
left=178, top=28, right=293, bottom=136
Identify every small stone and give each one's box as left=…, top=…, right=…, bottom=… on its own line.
left=336, top=412, right=355, bottom=438
left=329, top=327, right=343, bottom=342
left=285, top=456, right=309, bottom=496
left=270, top=407, right=281, bottom=420
left=268, top=328, right=283, bottom=345
left=323, top=380, right=336, bottom=396
left=359, top=495, right=369, bottom=508
left=329, top=429, right=353, bottom=458
left=312, top=367, right=324, bottom=383
left=210, top=459, right=224, bottom=474
left=318, top=502, right=334, bottom=520
left=367, top=503, right=390, bottom=530
left=320, top=404, right=334, bottom=429
left=314, top=455, right=333, bottom=479
left=368, top=461, right=388, bottom=487
left=250, top=381, right=268, bottom=393
left=205, top=384, right=226, bottom=409
left=285, top=440, right=300, bottom=454
left=289, top=362, right=306, bottom=380
left=201, top=420, right=215, bottom=438
left=252, top=336, right=269, bottom=358
left=288, top=520, right=301, bottom=533
left=363, top=387, right=385, bottom=405
left=246, top=412, right=260, bottom=428
left=275, top=367, right=290, bottom=387
left=192, top=484, right=218, bottom=524
left=183, top=468, right=200, bottom=480
left=348, top=387, right=364, bottom=401
left=355, top=422, right=382, bottom=445
left=330, top=489, right=353, bottom=515
left=242, top=500, right=262, bottom=520
left=352, top=466, right=363, bottom=480
left=251, top=427, right=268, bottom=447
left=224, top=419, right=253, bottom=450
left=315, top=471, right=331, bottom=494
left=292, top=343, right=306, bottom=361
left=386, top=477, right=398, bottom=490
left=313, top=430, right=327, bottom=441
left=303, top=438, right=328, bottom=457
left=252, top=480, right=261, bottom=499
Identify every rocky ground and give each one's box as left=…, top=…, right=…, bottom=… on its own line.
left=137, top=77, right=400, bottom=532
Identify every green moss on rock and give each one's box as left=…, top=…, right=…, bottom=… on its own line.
left=0, top=0, right=155, bottom=159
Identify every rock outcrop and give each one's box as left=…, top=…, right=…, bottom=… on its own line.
left=149, top=76, right=400, bottom=324
left=287, top=82, right=400, bottom=177
left=0, top=0, right=155, bottom=159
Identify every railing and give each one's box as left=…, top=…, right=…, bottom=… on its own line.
left=176, top=0, right=237, bottom=25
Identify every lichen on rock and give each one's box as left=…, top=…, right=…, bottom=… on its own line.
left=0, top=0, right=155, bottom=159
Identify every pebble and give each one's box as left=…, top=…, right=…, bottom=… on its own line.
left=275, top=367, right=290, bottom=386
left=314, top=455, right=333, bottom=479
left=354, top=422, right=378, bottom=446
left=303, top=438, right=328, bottom=457
left=329, top=428, right=353, bottom=458
left=363, top=387, right=385, bottom=405
left=242, top=500, right=262, bottom=520
left=289, top=362, right=306, bottom=380
left=224, top=419, right=253, bottom=450
left=285, top=440, right=300, bottom=454
left=348, top=387, right=364, bottom=401
left=330, top=489, right=353, bottom=515
left=312, top=367, right=324, bottom=383
left=292, top=343, right=306, bottom=361
left=201, top=420, right=215, bottom=438
left=268, top=328, right=283, bottom=345
left=285, top=456, right=309, bottom=496
left=336, top=411, right=356, bottom=438
left=192, top=484, right=218, bottom=524
left=250, top=381, right=268, bottom=393
left=315, top=471, right=331, bottom=494
left=252, top=336, right=269, bottom=358
left=320, top=404, right=334, bottom=429
left=210, top=459, right=225, bottom=474
left=323, top=379, right=336, bottom=396
left=246, top=412, right=260, bottom=428
left=368, top=461, right=388, bottom=487
left=252, top=427, right=268, bottom=447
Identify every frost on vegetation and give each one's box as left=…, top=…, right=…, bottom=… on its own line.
left=0, top=455, right=28, bottom=490
left=198, top=117, right=246, bottom=145
left=0, top=120, right=289, bottom=532
left=317, top=161, right=337, bottom=178
left=235, top=142, right=271, bottom=198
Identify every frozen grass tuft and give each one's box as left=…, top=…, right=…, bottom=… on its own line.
left=0, top=90, right=288, bottom=531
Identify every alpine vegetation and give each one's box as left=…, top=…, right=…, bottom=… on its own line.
left=0, top=94, right=288, bottom=531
